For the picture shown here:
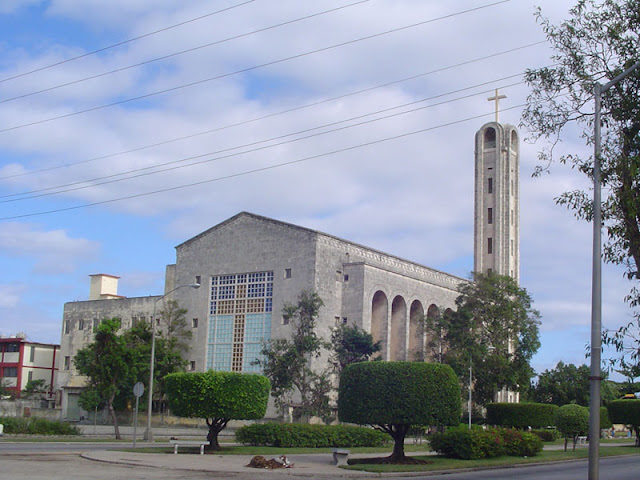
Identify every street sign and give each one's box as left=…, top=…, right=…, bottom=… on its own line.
left=133, top=382, right=144, bottom=398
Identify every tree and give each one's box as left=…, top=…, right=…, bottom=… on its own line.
left=530, top=362, right=618, bottom=406
left=330, top=323, right=381, bottom=373
left=607, top=399, right=640, bottom=446
left=165, top=371, right=270, bottom=450
left=256, top=291, right=332, bottom=420
left=555, top=404, right=590, bottom=452
left=338, top=361, right=461, bottom=464
left=152, top=300, right=192, bottom=407
left=74, top=318, right=137, bottom=439
left=531, top=362, right=591, bottom=406
left=21, top=379, right=48, bottom=399
left=440, top=273, right=541, bottom=405
left=522, top=0, right=640, bottom=371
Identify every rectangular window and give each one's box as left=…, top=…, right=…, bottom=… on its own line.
left=343, top=274, right=349, bottom=282
left=64, top=321, right=70, bottom=335
left=511, top=209, right=514, bottom=226
left=195, top=275, right=201, bottom=285
left=488, top=237, right=493, bottom=254
left=284, top=268, right=292, bottom=279
left=487, top=208, right=493, bottom=224
left=28, top=371, right=33, bottom=382
left=488, top=177, right=493, bottom=194
left=30, top=346, right=35, bottom=362
left=78, top=319, right=84, bottom=331
left=3, top=367, right=17, bottom=377
left=511, top=239, right=514, bottom=256
left=6, top=343, right=19, bottom=353
left=189, top=361, right=196, bottom=371
left=192, top=318, right=199, bottom=328
left=64, top=356, right=71, bottom=370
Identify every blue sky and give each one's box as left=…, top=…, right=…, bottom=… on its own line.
left=0, top=0, right=635, bottom=381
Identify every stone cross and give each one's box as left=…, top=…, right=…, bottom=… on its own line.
left=487, top=88, right=506, bottom=123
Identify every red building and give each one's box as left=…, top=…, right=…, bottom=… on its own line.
left=0, top=337, right=59, bottom=399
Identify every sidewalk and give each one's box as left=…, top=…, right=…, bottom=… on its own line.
left=83, top=449, right=378, bottom=478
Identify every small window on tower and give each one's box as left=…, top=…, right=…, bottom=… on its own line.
left=192, top=318, right=199, bottom=328
left=488, top=237, right=493, bottom=254
left=487, top=208, right=493, bottom=224
left=284, top=268, right=292, bottom=279
left=488, top=178, right=493, bottom=194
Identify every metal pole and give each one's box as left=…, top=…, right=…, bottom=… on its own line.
left=144, top=282, right=200, bottom=443
left=468, top=355, right=472, bottom=429
left=588, top=82, right=602, bottom=480
left=587, top=59, right=640, bottom=480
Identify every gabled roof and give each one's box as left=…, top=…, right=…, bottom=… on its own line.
left=176, top=212, right=466, bottom=283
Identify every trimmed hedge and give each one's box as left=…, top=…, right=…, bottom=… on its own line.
left=607, top=399, right=640, bottom=445
left=600, top=406, right=613, bottom=430
left=0, top=417, right=80, bottom=435
left=235, top=423, right=388, bottom=447
left=429, top=426, right=543, bottom=460
left=530, top=428, right=559, bottom=442
left=486, top=403, right=557, bottom=429
left=338, top=362, right=461, bottom=426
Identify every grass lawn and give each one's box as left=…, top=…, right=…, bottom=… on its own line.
left=342, top=446, right=640, bottom=473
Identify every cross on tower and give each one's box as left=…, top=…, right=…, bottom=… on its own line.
left=487, top=88, right=506, bottom=123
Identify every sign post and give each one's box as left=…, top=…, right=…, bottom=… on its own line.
left=133, top=382, right=145, bottom=448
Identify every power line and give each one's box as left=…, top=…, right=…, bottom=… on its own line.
left=0, top=0, right=257, bottom=84
left=0, top=40, right=544, bottom=182
left=0, top=104, right=523, bottom=221
left=0, top=1, right=371, bottom=105
left=0, top=0, right=510, bottom=135
left=1, top=77, right=525, bottom=202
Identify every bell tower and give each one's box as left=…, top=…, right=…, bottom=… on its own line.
left=474, top=90, right=520, bottom=283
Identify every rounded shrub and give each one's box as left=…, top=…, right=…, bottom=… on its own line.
left=486, top=403, right=557, bottom=429
left=554, top=404, right=589, bottom=451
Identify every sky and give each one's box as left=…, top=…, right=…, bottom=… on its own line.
left=0, top=0, right=635, bottom=381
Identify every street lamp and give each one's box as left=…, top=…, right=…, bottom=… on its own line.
left=588, top=59, right=640, bottom=480
left=144, top=282, right=200, bottom=443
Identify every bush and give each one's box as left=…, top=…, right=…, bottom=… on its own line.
left=607, top=399, right=640, bottom=446
left=486, top=403, right=557, bottom=429
left=554, top=404, right=589, bottom=451
left=235, top=423, right=388, bottom=447
left=600, top=406, right=613, bottom=430
left=0, top=417, right=80, bottom=435
left=429, top=426, right=542, bottom=460
left=530, top=428, right=559, bottom=442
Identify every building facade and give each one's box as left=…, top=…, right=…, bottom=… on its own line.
left=56, top=212, right=465, bottom=418
left=0, top=336, right=58, bottom=401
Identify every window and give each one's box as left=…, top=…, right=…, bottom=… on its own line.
left=488, top=178, right=493, bottom=194
left=30, top=346, right=35, bottom=362
left=511, top=209, right=514, bottom=226
left=28, top=371, right=33, bottom=382
left=64, top=356, right=71, bottom=370
left=189, top=361, right=196, bottom=371
left=284, top=268, right=292, bottom=279
left=282, top=315, right=289, bottom=325
left=511, top=239, right=514, bottom=256
left=131, top=316, right=139, bottom=328
left=343, top=274, right=349, bottom=282
left=3, top=367, right=17, bottom=377
left=487, top=208, right=493, bottom=224
left=5, top=343, right=19, bottom=353
left=192, top=318, right=199, bottom=329
left=342, top=317, right=348, bottom=325
left=64, top=321, right=70, bottom=335
left=488, top=237, right=493, bottom=254
left=195, top=275, right=201, bottom=285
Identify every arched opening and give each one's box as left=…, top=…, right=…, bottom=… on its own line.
left=371, top=291, right=388, bottom=359
left=390, top=295, right=407, bottom=361
left=426, top=304, right=441, bottom=362
left=484, top=127, right=496, bottom=149
left=409, top=300, right=425, bottom=361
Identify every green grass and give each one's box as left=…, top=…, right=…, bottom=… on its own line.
left=342, top=446, right=640, bottom=473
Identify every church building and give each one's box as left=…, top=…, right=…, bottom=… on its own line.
left=56, top=103, right=521, bottom=419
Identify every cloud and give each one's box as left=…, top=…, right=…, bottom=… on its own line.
left=0, top=0, right=43, bottom=14
left=0, top=223, right=99, bottom=273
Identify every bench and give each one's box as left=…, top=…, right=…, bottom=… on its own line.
left=577, top=436, right=587, bottom=445
left=331, top=448, right=350, bottom=466
left=169, top=439, right=209, bottom=455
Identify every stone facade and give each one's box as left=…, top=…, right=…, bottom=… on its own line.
left=56, top=212, right=466, bottom=418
